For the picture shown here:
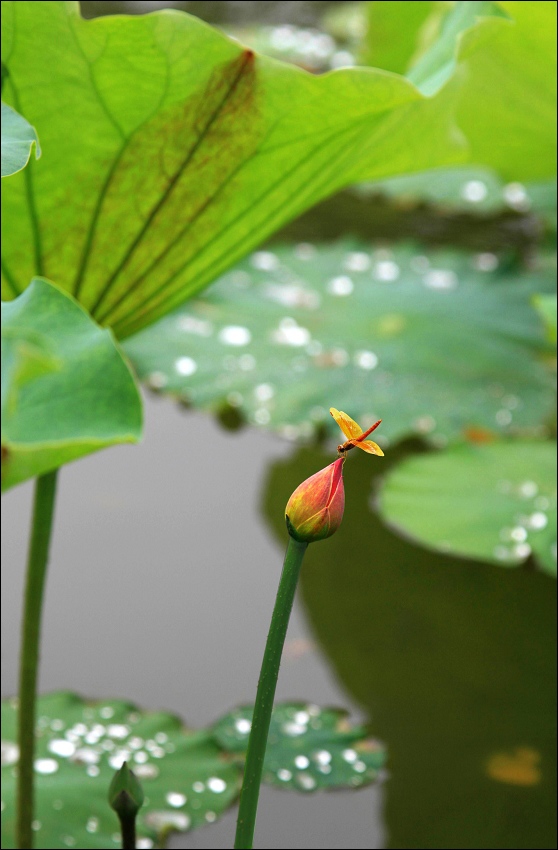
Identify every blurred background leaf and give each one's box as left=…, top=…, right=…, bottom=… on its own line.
left=533, top=295, right=558, bottom=344
left=360, top=167, right=557, bottom=226
left=357, top=1, right=446, bottom=75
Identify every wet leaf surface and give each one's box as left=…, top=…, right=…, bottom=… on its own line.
left=213, top=703, right=386, bottom=792
left=1, top=692, right=241, bottom=849
left=1, top=693, right=388, bottom=848
left=123, top=241, right=555, bottom=445
left=378, top=440, right=557, bottom=576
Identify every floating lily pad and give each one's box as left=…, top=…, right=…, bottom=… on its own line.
left=213, top=703, right=386, bottom=792
left=1, top=101, right=40, bottom=178
left=1, top=693, right=388, bottom=848
left=123, top=241, right=555, bottom=446
left=1, top=278, right=142, bottom=491
left=0, top=692, right=241, bottom=850
left=378, top=440, right=557, bottom=576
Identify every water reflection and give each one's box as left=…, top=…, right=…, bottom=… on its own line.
left=263, top=444, right=557, bottom=849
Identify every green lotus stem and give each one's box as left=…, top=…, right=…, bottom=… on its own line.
left=118, top=817, right=137, bottom=850
left=234, top=537, right=308, bottom=849
left=16, top=470, right=58, bottom=850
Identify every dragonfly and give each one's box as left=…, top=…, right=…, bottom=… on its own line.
left=330, top=408, right=384, bottom=457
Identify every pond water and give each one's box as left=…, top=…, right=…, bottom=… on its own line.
left=2, top=393, right=555, bottom=849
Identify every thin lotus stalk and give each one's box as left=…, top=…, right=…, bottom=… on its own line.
left=235, top=456, right=349, bottom=848
left=16, top=470, right=59, bottom=849
left=234, top=536, right=308, bottom=849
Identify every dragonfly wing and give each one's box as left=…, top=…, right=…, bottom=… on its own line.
left=330, top=408, right=363, bottom=439
left=353, top=439, right=384, bottom=457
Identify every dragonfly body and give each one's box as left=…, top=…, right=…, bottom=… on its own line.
left=330, top=408, right=384, bottom=458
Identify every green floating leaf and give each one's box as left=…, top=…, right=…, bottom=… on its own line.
left=123, top=241, right=554, bottom=446
left=2, top=0, right=520, bottom=337
left=1, top=101, right=40, bottom=177
left=378, top=440, right=557, bottom=576
left=1, top=278, right=142, bottom=491
left=213, top=703, right=386, bottom=792
left=0, top=693, right=387, bottom=848
left=1, top=692, right=241, bottom=850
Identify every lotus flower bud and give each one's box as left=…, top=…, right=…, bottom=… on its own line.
left=108, top=761, right=144, bottom=818
left=285, top=458, right=345, bottom=543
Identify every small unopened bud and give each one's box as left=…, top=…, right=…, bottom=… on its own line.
left=285, top=458, right=345, bottom=543
left=108, top=761, right=144, bottom=818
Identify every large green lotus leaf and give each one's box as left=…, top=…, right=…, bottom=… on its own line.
left=0, top=691, right=241, bottom=850
left=1, top=101, right=40, bottom=178
left=1, top=278, right=142, bottom=491
left=2, top=1, right=526, bottom=339
left=261, top=444, right=557, bottom=849
left=378, top=440, right=557, bottom=576
left=213, top=703, right=386, bottom=792
left=123, top=241, right=555, bottom=446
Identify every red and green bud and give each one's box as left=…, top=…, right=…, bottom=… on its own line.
left=285, top=458, right=345, bottom=543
